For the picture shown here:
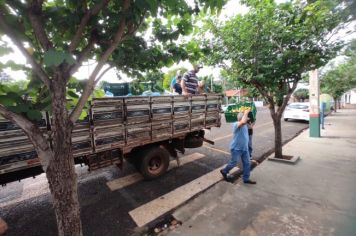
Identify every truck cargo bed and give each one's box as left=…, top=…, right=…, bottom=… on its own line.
left=0, top=95, right=222, bottom=184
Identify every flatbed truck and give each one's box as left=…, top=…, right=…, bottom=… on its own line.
left=0, top=95, right=222, bottom=184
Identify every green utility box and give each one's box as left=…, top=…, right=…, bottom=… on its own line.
left=224, top=101, right=257, bottom=123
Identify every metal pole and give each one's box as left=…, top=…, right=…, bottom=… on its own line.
left=211, top=76, right=213, bottom=92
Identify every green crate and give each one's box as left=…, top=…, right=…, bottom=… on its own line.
left=225, top=111, right=238, bottom=123
left=224, top=101, right=257, bottom=123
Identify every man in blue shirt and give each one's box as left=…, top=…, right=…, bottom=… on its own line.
left=220, top=109, right=256, bottom=184
left=173, top=76, right=182, bottom=95
left=170, top=70, right=182, bottom=92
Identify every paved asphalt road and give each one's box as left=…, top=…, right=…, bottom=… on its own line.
left=0, top=107, right=308, bottom=236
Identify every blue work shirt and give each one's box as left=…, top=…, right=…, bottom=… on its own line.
left=230, top=122, right=249, bottom=151
left=170, top=77, right=176, bottom=88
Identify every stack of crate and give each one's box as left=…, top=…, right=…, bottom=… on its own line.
left=151, top=96, right=173, bottom=141
left=90, top=98, right=125, bottom=152
left=205, top=95, right=221, bottom=128
left=172, top=96, right=190, bottom=136
left=125, top=96, right=151, bottom=146
left=190, top=96, right=207, bottom=131
left=0, top=119, right=47, bottom=171
left=89, top=97, right=125, bottom=170
left=71, top=116, right=92, bottom=157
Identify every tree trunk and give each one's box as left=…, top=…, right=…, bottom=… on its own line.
left=45, top=77, right=82, bottom=236
left=270, top=110, right=283, bottom=159
left=333, top=97, right=337, bottom=112
left=46, top=146, right=81, bottom=236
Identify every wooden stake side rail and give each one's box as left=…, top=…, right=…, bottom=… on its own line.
left=0, top=95, right=222, bottom=176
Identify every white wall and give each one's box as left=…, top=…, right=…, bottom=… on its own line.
left=342, top=89, right=356, bottom=105
left=351, top=90, right=356, bottom=104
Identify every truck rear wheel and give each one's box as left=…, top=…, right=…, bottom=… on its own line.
left=139, top=146, right=170, bottom=180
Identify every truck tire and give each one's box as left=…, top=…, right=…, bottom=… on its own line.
left=184, top=136, right=204, bottom=148
left=139, top=146, right=170, bottom=180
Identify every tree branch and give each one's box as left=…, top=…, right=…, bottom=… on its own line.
left=252, top=79, right=275, bottom=113
left=0, top=11, right=51, bottom=87
left=69, top=0, right=111, bottom=52
left=277, top=79, right=298, bottom=115
left=0, top=105, right=52, bottom=171
left=27, top=1, right=53, bottom=51
left=68, top=37, right=96, bottom=77
left=94, top=65, right=113, bottom=84
left=125, top=10, right=147, bottom=36
left=69, top=0, right=131, bottom=123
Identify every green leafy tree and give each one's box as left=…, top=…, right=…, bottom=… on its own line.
left=321, top=40, right=356, bottom=111
left=199, top=75, right=223, bottom=94
left=203, top=0, right=345, bottom=159
left=293, top=88, right=309, bottom=102
left=320, top=65, right=350, bottom=111
left=0, top=1, right=226, bottom=235
left=143, top=71, right=165, bottom=92
left=212, top=82, right=223, bottom=94
left=130, top=80, right=145, bottom=95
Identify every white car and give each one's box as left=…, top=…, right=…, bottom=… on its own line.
left=283, top=102, right=310, bottom=122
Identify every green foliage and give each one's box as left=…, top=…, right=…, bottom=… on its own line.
left=0, top=81, right=44, bottom=121
left=320, top=64, right=351, bottom=99
left=0, top=40, right=13, bottom=56
left=0, top=0, right=226, bottom=116
left=0, top=76, right=103, bottom=121
left=199, top=75, right=223, bottom=94
left=246, top=87, right=261, bottom=98
left=203, top=0, right=344, bottom=107
left=93, top=89, right=105, bottom=98
left=143, top=71, right=165, bottom=92
left=163, top=75, right=172, bottom=90
left=130, top=81, right=145, bottom=95
left=320, top=39, right=356, bottom=100
left=43, top=49, right=75, bottom=67
left=201, top=0, right=348, bottom=158
left=212, top=83, right=223, bottom=94
left=293, top=88, right=309, bottom=101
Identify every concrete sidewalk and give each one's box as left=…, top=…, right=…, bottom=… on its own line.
left=167, top=109, right=356, bottom=236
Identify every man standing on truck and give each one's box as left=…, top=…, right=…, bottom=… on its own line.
left=170, top=70, right=182, bottom=92
left=220, top=109, right=257, bottom=184
left=173, top=75, right=183, bottom=95
left=182, top=65, right=202, bottom=95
